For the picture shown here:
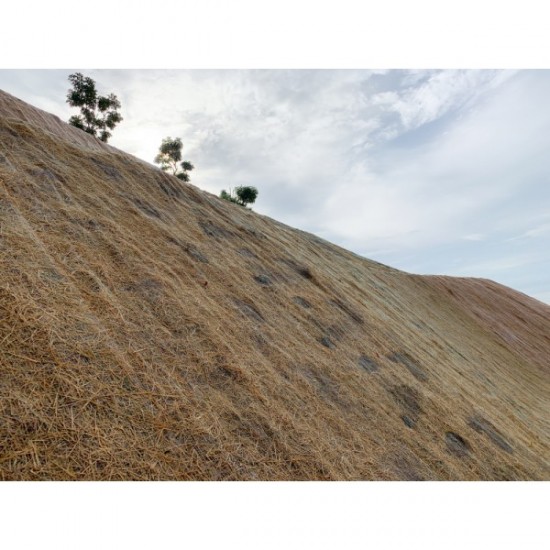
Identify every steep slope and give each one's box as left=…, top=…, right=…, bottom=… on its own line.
left=1, top=89, right=549, bottom=480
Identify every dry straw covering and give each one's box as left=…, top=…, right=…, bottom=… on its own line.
left=0, top=89, right=549, bottom=480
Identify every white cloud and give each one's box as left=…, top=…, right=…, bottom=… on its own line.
left=385, top=70, right=515, bottom=130
left=522, top=224, right=550, bottom=238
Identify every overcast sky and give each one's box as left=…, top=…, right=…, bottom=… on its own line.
left=1, top=69, right=549, bottom=304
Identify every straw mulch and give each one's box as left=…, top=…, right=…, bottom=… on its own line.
left=1, top=90, right=549, bottom=480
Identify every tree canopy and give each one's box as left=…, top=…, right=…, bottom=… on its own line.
left=220, top=186, right=258, bottom=208
left=66, top=73, right=123, bottom=143
left=154, top=137, right=195, bottom=182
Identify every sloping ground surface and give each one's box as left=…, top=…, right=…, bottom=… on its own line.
left=1, top=89, right=549, bottom=480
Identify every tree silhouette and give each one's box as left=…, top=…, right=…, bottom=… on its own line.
left=154, top=137, right=195, bottom=182
left=220, top=186, right=258, bottom=207
left=66, top=73, right=122, bottom=143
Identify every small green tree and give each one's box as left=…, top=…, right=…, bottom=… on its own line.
left=154, top=137, right=195, bottom=182
left=220, top=186, right=258, bottom=208
left=235, top=185, right=258, bottom=206
left=66, top=73, right=123, bottom=142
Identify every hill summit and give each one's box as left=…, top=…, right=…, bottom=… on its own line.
left=0, top=89, right=548, bottom=480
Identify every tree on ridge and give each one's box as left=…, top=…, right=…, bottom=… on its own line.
left=66, top=73, right=123, bottom=143
left=220, top=185, right=258, bottom=208
left=154, top=137, right=195, bottom=182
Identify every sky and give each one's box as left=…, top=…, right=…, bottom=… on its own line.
left=1, top=69, right=549, bottom=304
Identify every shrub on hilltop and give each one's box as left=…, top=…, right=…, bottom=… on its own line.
left=220, top=186, right=258, bottom=208
left=66, top=73, right=123, bottom=143
left=154, top=137, right=195, bottom=182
